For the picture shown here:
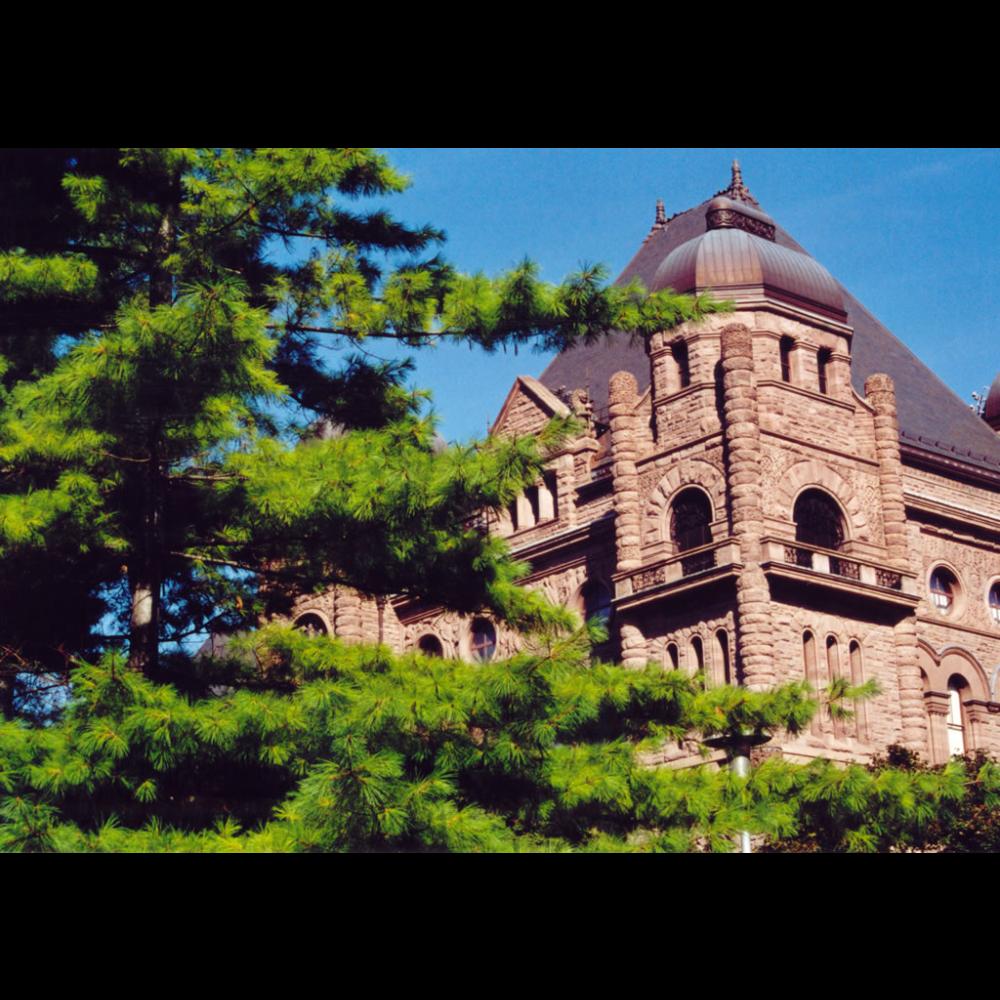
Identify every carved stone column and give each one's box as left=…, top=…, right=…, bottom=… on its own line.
left=334, top=586, right=364, bottom=644
left=865, top=374, right=908, bottom=568
left=720, top=323, right=773, bottom=690
left=619, top=618, right=649, bottom=671
left=866, top=373, right=927, bottom=754
left=608, top=371, right=642, bottom=573
left=555, top=453, right=576, bottom=528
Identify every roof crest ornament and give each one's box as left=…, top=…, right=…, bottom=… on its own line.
left=642, top=198, right=670, bottom=244
left=715, top=159, right=761, bottom=208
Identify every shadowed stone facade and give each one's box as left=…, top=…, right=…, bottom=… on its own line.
left=290, top=166, right=1000, bottom=766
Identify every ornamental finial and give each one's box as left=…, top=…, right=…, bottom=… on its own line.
left=715, top=159, right=760, bottom=208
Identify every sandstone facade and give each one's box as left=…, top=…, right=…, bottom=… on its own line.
left=290, top=167, right=1000, bottom=766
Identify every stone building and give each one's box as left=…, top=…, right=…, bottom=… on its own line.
left=291, top=164, right=1000, bottom=766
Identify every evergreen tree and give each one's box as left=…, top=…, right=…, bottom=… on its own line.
left=0, top=148, right=718, bottom=709
left=2, top=149, right=975, bottom=852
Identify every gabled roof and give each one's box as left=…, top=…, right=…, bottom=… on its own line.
left=538, top=171, right=1000, bottom=474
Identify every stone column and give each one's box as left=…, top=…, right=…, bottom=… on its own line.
left=923, top=691, right=950, bottom=765
left=555, top=453, right=576, bottom=528
left=865, top=373, right=927, bottom=753
left=865, top=374, right=908, bottom=567
left=720, top=324, right=773, bottom=690
left=609, top=371, right=648, bottom=670
left=334, top=586, right=364, bottom=644
left=619, top=619, right=648, bottom=671
left=608, top=371, right=642, bottom=573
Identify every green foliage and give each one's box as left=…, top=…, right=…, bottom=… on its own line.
left=1, top=626, right=981, bottom=853
left=0, top=147, right=721, bottom=694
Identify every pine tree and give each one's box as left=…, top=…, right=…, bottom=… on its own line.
left=3, top=149, right=970, bottom=853
left=0, top=148, right=718, bottom=710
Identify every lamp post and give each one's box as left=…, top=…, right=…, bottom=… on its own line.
left=703, top=728, right=772, bottom=854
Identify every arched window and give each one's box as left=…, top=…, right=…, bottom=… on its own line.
left=715, top=629, right=732, bottom=686
left=849, top=640, right=869, bottom=741
left=990, top=582, right=1000, bottom=625
left=929, top=567, right=958, bottom=614
left=671, top=339, right=691, bottom=389
left=826, top=636, right=842, bottom=738
left=294, top=613, right=328, bottom=637
left=670, top=488, right=713, bottom=552
left=794, top=489, right=844, bottom=551
left=470, top=618, right=497, bottom=663
left=690, top=635, right=705, bottom=678
left=780, top=336, right=795, bottom=383
left=803, top=631, right=821, bottom=735
left=418, top=634, right=444, bottom=657
left=666, top=642, right=680, bottom=670
left=947, top=677, right=968, bottom=756
left=817, top=348, right=832, bottom=395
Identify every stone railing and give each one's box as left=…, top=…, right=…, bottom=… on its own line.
left=763, top=537, right=912, bottom=593
left=616, top=539, right=741, bottom=599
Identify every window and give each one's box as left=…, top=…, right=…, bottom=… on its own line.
left=826, top=636, right=842, bottom=738
left=803, top=631, right=821, bottom=735
left=780, top=336, right=795, bottom=383
left=470, top=619, right=497, bottom=662
left=715, top=630, right=732, bottom=686
left=989, top=582, right=1000, bottom=625
left=418, top=634, right=444, bottom=657
left=670, top=488, right=713, bottom=552
left=793, top=489, right=844, bottom=551
left=690, top=635, right=705, bottom=677
left=666, top=642, right=680, bottom=670
left=817, top=348, right=831, bottom=395
left=671, top=339, right=691, bottom=389
left=849, top=640, right=869, bottom=741
left=581, top=581, right=612, bottom=629
left=929, top=567, right=958, bottom=614
left=294, top=613, right=328, bottom=636
left=947, top=679, right=967, bottom=756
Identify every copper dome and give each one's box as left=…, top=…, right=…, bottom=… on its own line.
left=985, top=372, right=1000, bottom=425
left=651, top=199, right=846, bottom=320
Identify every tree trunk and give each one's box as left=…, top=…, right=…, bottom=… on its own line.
left=128, top=426, right=163, bottom=674
left=128, top=194, right=175, bottom=674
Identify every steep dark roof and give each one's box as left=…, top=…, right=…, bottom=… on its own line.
left=539, top=189, right=1000, bottom=474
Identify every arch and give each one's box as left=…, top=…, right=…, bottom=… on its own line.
left=643, top=459, right=727, bottom=547
left=917, top=641, right=989, bottom=701
left=293, top=610, right=331, bottom=636
left=666, top=642, right=680, bottom=671
left=417, top=633, right=444, bottom=657
left=776, top=459, right=867, bottom=541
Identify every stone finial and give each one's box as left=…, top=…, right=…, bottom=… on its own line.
left=643, top=198, right=670, bottom=244
left=609, top=370, right=639, bottom=408
left=715, top=159, right=761, bottom=209
left=864, top=373, right=897, bottom=413
left=720, top=322, right=754, bottom=359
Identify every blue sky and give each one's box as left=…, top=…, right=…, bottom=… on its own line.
left=339, top=148, right=1000, bottom=442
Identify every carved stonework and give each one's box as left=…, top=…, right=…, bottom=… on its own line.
left=706, top=207, right=776, bottom=241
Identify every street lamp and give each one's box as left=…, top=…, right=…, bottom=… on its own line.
left=703, top=728, right=772, bottom=854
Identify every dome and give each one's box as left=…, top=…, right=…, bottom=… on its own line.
left=652, top=198, right=846, bottom=319
left=985, top=372, right=1000, bottom=425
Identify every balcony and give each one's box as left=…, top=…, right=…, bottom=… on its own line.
left=761, top=536, right=919, bottom=610
left=614, top=538, right=742, bottom=608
